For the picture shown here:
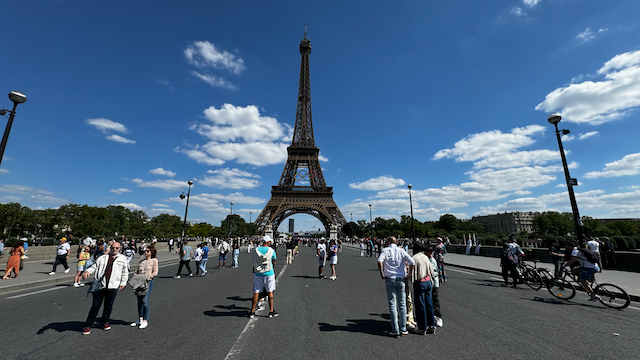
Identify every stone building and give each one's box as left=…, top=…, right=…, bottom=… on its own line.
left=472, top=211, right=539, bottom=234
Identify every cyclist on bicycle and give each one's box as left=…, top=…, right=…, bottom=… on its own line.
left=564, top=242, right=601, bottom=301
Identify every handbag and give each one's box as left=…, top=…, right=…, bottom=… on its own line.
left=87, top=267, right=106, bottom=296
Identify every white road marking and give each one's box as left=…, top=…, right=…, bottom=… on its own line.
left=447, top=268, right=475, bottom=275
left=6, top=286, right=66, bottom=299
left=628, top=305, right=640, bottom=311
left=224, top=264, right=289, bottom=360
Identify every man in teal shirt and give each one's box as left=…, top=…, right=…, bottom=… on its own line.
left=249, top=236, right=278, bottom=318
left=174, top=241, right=193, bottom=278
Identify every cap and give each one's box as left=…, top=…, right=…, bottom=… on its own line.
left=261, top=235, right=273, bottom=244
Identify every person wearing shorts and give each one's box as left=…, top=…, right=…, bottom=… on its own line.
left=328, top=240, right=338, bottom=280
left=564, top=242, right=600, bottom=301
left=249, top=236, right=278, bottom=318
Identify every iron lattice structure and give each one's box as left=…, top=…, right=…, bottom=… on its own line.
left=255, top=32, right=347, bottom=235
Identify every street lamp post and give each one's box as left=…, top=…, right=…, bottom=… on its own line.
left=0, top=91, right=28, bottom=168
left=179, top=180, right=194, bottom=253
left=548, top=113, right=585, bottom=242
left=249, top=211, right=252, bottom=224
left=408, top=184, right=416, bottom=243
left=228, top=202, right=234, bottom=238
left=369, top=204, right=374, bottom=238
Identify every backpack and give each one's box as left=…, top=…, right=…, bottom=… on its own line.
left=579, top=248, right=599, bottom=264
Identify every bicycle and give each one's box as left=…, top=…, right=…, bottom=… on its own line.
left=547, top=266, right=631, bottom=309
left=517, top=260, right=554, bottom=291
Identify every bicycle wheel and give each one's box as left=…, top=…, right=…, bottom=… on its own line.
left=595, top=283, right=631, bottom=310
left=547, top=278, right=576, bottom=300
left=524, top=269, right=543, bottom=291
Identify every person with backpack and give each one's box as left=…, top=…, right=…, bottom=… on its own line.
left=249, top=235, right=278, bottom=319
left=564, top=242, right=600, bottom=301
left=500, top=242, right=518, bottom=288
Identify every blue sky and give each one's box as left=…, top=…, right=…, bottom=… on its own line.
left=1, top=0, right=640, bottom=233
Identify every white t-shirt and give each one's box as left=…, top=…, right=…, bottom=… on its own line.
left=587, top=240, right=600, bottom=254
left=571, top=248, right=596, bottom=269
left=317, top=243, right=326, bottom=258
left=57, top=242, right=70, bottom=255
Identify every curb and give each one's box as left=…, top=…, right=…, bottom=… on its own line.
left=446, top=262, right=640, bottom=304
left=0, top=258, right=179, bottom=295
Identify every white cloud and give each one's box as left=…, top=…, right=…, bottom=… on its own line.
left=523, top=0, right=540, bottom=7
left=149, top=167, right=176, bottom=177
left=181, top=104, right=293, bottom=167
left=200, top=168, right=260, bottom=189
left=584, top=153, right=640, bottom=178
left=148, top=208, right=177, bottom=216
left=131, top=178, right=193, bottom=191
left=30, top=194, right=67, bottom=204
left=110, top=188, right=132, bottom=194
left=170, top=192, right=265, bottom=214
left=86, top=118, right=128, bottom=133
left=577, top=28, right=595, bottom=43
left=0, top=169, right=9, bottom=174
left=191, top=71, right=236, bottom=90
left=319, top=154, right=329, bottom=162
left=106, top=134, right=136, bottom=144
left=0, top=195, right=22, bottom=203
left=349, top=176, right=406, bottom=191
left=578, top=131, right=598, bottom=140
left=152, top=203, right=170, bottom=208
left=184, top=41, right=246, bottom=74
left=0, top=184, right=53, bottom=195
left=535, top=49, right=640, bottom=124
left=111, top=203, right=146, bottom=211
left=511, top=7, right=526, bottom=17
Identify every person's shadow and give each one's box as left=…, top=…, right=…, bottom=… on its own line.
left=203, top=304, right=251, bottom=318
left=318, top=319, right=390, bottom=336
left=37, top=319, right=128, bottom=334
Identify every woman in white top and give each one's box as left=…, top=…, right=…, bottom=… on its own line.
left=410, top=243, right=436, bottom=335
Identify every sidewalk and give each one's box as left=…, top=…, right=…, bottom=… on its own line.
left=444, top=252, right=640, bottom=302
left=0, top=247, right=181, bottom=295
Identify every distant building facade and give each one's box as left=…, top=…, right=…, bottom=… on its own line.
left=288, top=219, right=295, bottom=233
left=472, top=211, right=539, bottom=234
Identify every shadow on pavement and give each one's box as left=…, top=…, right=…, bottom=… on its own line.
left=204, top=308, right=250, bottom=318
left=37, top=319, right=129, bottom=334
left=369, top=313, right=390, bottom=320
left=227, top=295, right=252, bottom=302
left=318, top=319, right=389, bottom=336
left=290, top=275, right=318, bottom=279
left=529, top=296, right=602, bottom=309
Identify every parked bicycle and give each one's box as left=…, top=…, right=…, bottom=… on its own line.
left=547, top=266, right=631, bottom=309
left=517, top=260, right=554, bottom=291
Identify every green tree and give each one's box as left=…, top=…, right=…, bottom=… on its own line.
left=533, top=211, right=573, bottom=237
left=188, top=222, right=213, bottom=238
left=437, top=214, right=459, bottom=233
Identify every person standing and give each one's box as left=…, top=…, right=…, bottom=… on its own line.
left=74, top=246, right=91, bottom=287
left=317, top=238, right=327, bottom=279
left=174, top=241, right=193, bottom=278
left=194, top=243, right=203, bottom=276
left=587, top=237, right=603, bottom=272
left=286, top=239, right=294, bottom=264
left=602, top=237, right=618, bottom=269
left=168, top=238, right=174, bottom=253
left=425, top=245, right=443, bottom=327
left=500, top=242, right=518, bottom=288
left=218, top=239, right=230, bottom=269
left=549, top=239, right=564, bottom=278
left=49, top=237, right=71, bottom=275
left=434, top=238, right=447, bottom=283
left=130, top=247, right=158, bottom=329
left=328, top=240, right=338, bottom=280
left=200, top=242, right=209, bottom=276
left=410, top=243, right=436, bottom=335
left=249, top=236, right=278, bottom=318
left=232, top=240, right=240, bottom=268
left=3, top=243, right=25, bottom=279
left=0, top=238, right=5, bottom=259
left=81, top=242, right=128, bottom=334
left=377, top=236, right=415, bottom=338
left=359, top=241, right=365, bottom=257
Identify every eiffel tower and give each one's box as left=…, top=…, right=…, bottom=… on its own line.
left=255, top=30, right=347, bottom=235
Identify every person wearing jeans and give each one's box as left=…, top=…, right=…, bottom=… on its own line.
left=200, top=243, right=209, bottom=276
left=411, top=243, right=436, bottom=335
left=377, top=237, right=415, bottom=337
left=131, top=247, right=158, bottom=329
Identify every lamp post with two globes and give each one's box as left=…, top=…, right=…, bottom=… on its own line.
left=408, top=184, right=416, bottom=243
left=0, top=91, right=28, bottom=168
left=548, top=113, right=585, bottom=242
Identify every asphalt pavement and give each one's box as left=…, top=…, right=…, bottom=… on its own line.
left=0, top=245, right=638, bottom=360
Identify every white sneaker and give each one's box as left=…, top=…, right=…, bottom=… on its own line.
left=48, top=272, right=55, bottom=276
left=139, top=321, right=148, bottom=329
left=174, top=275, right=181, bottom=279
left=130, top=321, right=140, bottom=327
left=435, top=316, right=443, bottom=327
left=73, top=283, right=80, bottom=288
left=257, top=303, right=265, bottom=311
left=64, top=268, right=70, bottom=274
left=80, top=283, right=85, bottom=287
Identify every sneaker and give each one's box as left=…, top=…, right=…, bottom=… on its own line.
left=400, top=330, right=409, bottom=336
left=82, top=327, right=91, bottom=335
left=174, top=275, right=181, bottom=279
left=388, top=331, right=400, bottom=338
left=189, top=274, right=193, bottom=277
left=589, top=295, right=602, bottom=301
left=249, top=312, right=255, bottom=318
left=48, top=272, right=56, bottom=276
left=73, top=283, right=80, bottom=288
left=130, top=321, right=140, bottom=327
left=79, top=283, right=85, bottom=287
left=257, top=304, right=265, bottom=311
left=102, top=323, right=111, bottom=331
left=435, top=316, right=443, bottom=327
left=139, top=321, right=148, bottom=329
left=65, top=268, right=70, bottom=274
left=426, top=327, right=436, bottom=334
left=269, top=311, right=279, bottom=318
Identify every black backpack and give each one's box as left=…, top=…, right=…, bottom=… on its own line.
left=579, top=248, right=599, bottom=264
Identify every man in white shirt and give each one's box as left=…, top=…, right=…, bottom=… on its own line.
left=377, top=236, right=415, bottom=337
left=218, top=239, right=230, bottom=269
left=49, top=237, right=71, bottom=275
left=565, top=242, right=600, bottom=301
left=587, top=237, right=602, bottom=272
left=317, top=238, right=327, bottom=279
